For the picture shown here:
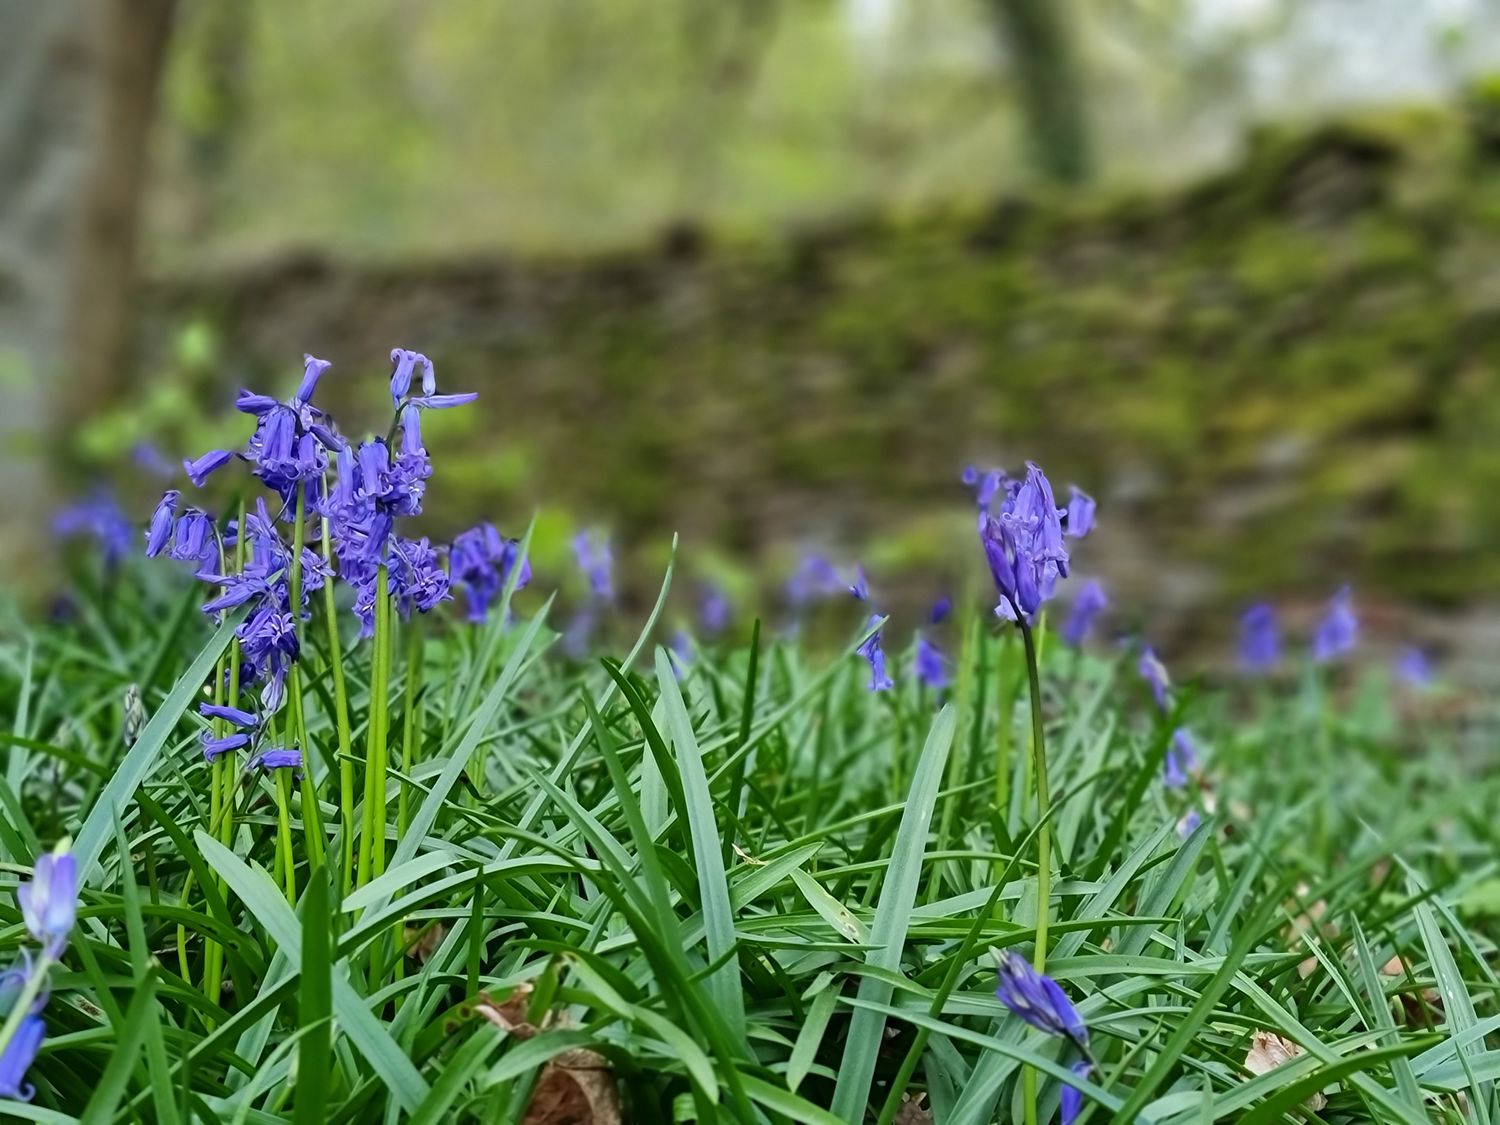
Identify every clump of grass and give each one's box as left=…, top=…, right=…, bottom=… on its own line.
left=0, top=533, right=1495, bottom=1122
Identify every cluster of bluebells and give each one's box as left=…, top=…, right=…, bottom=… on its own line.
left=142, top=349, right=527, bottom=774
left=912, top=595, right=951, bottom=690
left=972, top=463, right=1093, bottom=624
left=0, top=846, right=77, bottom=1101
left=994, top=950, right=1093, bottom=1124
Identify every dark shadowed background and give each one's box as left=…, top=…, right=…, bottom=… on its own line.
left=6, top=0, right=1500, bottom=670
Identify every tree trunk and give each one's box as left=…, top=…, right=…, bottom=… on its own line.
left=64, top=0, right=176, bottom=436
left=986, top=0, right=1091, bottom=185
left=0, top=0, right=173, bottom=596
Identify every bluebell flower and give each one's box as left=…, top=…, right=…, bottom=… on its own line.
left=1061, top=580, right=1107, bottom=647
left=786, top=553, right=841, bottom=607
left=856, top=616, right=894, bottom=692
left=1061, top=1059, right=1092, bottom=1125
left=1065, top=486, right=1095, bottom=538
left=199, top=703, right=257, bottom=728
left=980, top=462, right=1070, bottom=622
left=699, top=584, right=731, bottom=635
left=407, top=393, right=478, bottom=410
left=961, top=464, right=979, bottom=487
left=1138, top=646, right=1170, bottom=711
left=386, top=406, right=432, bottom=517
left=1239, top=603, right=1280, bottom=674
left=929, top=596, right=951, bottom=625
left=54, top=490, right=133, bottom=569
left=0, top=1014, right=44, bottom=1101
left=144, top=490, right=179, bottom=557
left=18, top=849, right=76, bottom=959
left=995, top=949, right=1087, bottom=1045
left=572, top=531, right=614, bottom=601
left=296, top=354, right=330, bottom=404
left=201, top=731, right=251, bottom=761
left=389, top=348, right=430, bottom=407
left=1164, top=727, right=1197, bottom=788
left=248, top=746, right=303, bottom=774
left=848, top=565, right=870, bottom=602
left=235, top=389, right=280, bottom=415
left=449, top=524, right=530, bottom=623
left=167, top=509, right=216, bottom=565
left=1177, top=809, right=1202, bottom=838
left=914, top=634, right=949, bottom=690
left=975, top=469, right=1005, bottom=512
left=1394, top=646, right=1432, bottom=688
left=1312, top=586, right=1357, bottom=663
left=390, top=536, right=450, bottom=617
left=183, top=449, right=234, bottom=488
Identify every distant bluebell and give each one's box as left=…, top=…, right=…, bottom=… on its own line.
left=1061, top=580, right=1107, bottom=647
left=914, top=634, right=949, bottom=690
left=669, top=630, right=694, bottom=678
left=995, top=949, right=1088, bottom=1045
left=249, top=746, right=303, bottom=773
left=1065, top=486, right=1095, bottom=538
left=1394, top=646, right=1432, bottom=688
left=929, top=595, right=952, bottom=625
left=18, top=850, right=76, bottom=958
left=1138, top=646, right=1170, bottom=711
left=562, top=606, right=597, bottom=660
left=1312, top=586, right=1358, bottom=663
left=848, top=565, right=870, bottom=602
left=133, top=441, right=176, bottom=478
left=1164, top=727, right=1197, bottom=789
left=199, top=702, right=257, bottom=728
left=961, top=464, right=979, bottom=487
left=1177, top=809, right=1202, bottom=838
left=0, top=1013, right=44, bottom=1101
left=979, top=462, right=1070, bottom=622
left=201, top=731, right=251, bottom=761
left=786, top=553, right=841, bottom=607
left=976, top=469, right=1005, bottom=512
left=572, top=531, right=614, bottom=601
left=450, top=524, right=531, bottom=623
left=54, top=490, right=133, bottom=568
left=144, top=490, right=179, bottom=558
left=1239, top=603, right=1280, bottom=673
left=699, top=584, right=731, bottom=635
left=183, top=449, right=234, bottom=488
left=856, top=615, right=894, bottom=692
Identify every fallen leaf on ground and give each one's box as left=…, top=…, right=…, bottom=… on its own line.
left=1244, top=1030, right=1328, bottom=1111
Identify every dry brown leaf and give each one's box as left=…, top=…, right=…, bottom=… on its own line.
left=404, top=921, right=446, bottom=965
left=1244, top=1030, right=1328, bottom=1111
left=475, top=984, right=622, bottom=1125
left=893, top=1092, right=934, bottom=1125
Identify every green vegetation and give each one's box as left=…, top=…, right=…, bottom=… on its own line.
left=142, top=108, right=1500, bottom=616
left=0, top=543, right=1493, bottom=1121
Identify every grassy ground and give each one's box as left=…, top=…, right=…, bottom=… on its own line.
left=0, top=537, right=1494, bottom=1123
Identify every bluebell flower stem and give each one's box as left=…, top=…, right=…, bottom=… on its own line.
left=275, top=769, right=297, bottom=902
left=1018, top=618, right=1052, bottom=1125
left=203, top=514, right=244, bottom=1009
left=357, top=565, right=391, bottom=890
left=285, top=489, right=326, bottom=876
left=392, top=621, right=422, bottom=997
left=319, top=510, right=356, bottom=897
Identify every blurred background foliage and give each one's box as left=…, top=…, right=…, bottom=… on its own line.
left=13, top=0, right=1500, bottom=662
